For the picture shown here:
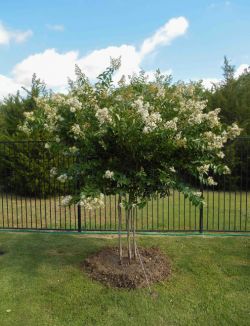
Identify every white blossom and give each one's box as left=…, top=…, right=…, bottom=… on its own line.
left=18, top=122, right=31, bottom=135
left=57, top=115, right=64, bottom=122
left=66, top=97, right=82, bottom=111
left=222, top=166, right=231, bottom=175
left=57, top=174, right=68, bottom=183
left=205, top=108, right=221, bottom=127
left=133, top=97, right=162, bottom=133
left=188, top=113, right=203, bottom=125
left=50, top=167, right=57, bottom=177
left=217, top=151, right=225, bottom=159
left=169, top=166, right=176, bottom=173
left=156, top=86, right=165, bottom=98
left=61, top=195, right=72, bottom=206
left=165, top=117, right=178, bottom=131
left=95, top=107, right=112, bottom=124
left=193, top=191, right=202, bottom=197
left=175, top=132, right=187, bottom=148
left=69, top=146, right=79, bottom=154
left=197, top=164, right=210, bottom=175
left=78, top=193, right=105, bottom=210
left=227, top=123, right=242, bottom=139
left=143, top=112, right=162, bottom=133
left=203, top=131, right=225, bottom=150
left=51, top=94, right=66, bottom=105
left=207, top=176, right=218, bottom=186
left=71, top=124, right=83, bottom=139
left=23, top=111, right=35, bottom=121
left=104, top=170, right=114, bottom=179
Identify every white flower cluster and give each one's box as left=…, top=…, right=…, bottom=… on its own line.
left=205, top=109, right=221, bottom=128
left=23, top=111, right=35, bottom=121
left=188, top=108, right=221, bottom=127
left=188, top=113, right=203, bottom=125
left=165, top=117, right=178, bottom=131
left=217, top=151, right=225, bottom=159
left=57, top=174, right=68, bottom=183
left=78, top=193, right=105, bottom=210
left=133, top=98, right=149, bottom=119
left=156, top=85, right=165, bottom=98
left=178, top=98, right=207, bottom=115
left=175, top=132, right=187, bottom=148
left=50, top=94, right=66, bottom=105
left=50, top=167, right=57, bottom=177
left=69, top=146, right=79, bottom=154
left=133, top=97, right=162, bottom=133
left=42, top=104, right=62, bottom=132
left=18, top=122, right=31, bottom=135
left=227, top=123, right=242, bottom=139
left=103, top=170, right=114, bottom=179
left=143, top=112, right=162, bottom=133
left=95, top=107, right=112, bottom=125
left=71, top=124, right=84, bottom=139
left=207, top=176, right=218, bottom=186
left=197, top=164, right=210, bottom=175
left=169, top=166, right=176, bottom=173
left=66, top=97, right=82, bottom=113
left=193, top=191, right=202, bottom=197
left=203, top=131, right=226, bottom=150
left=222, top=166, right=231, bottom=175
left=61, top=195, right=73, bottom=206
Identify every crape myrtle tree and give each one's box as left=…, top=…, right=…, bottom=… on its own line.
left=20, top=59, right=241, bottom=263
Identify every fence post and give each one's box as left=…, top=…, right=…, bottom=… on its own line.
left=77, top=204, right=82, bottom=232
left=199, top=182, right=204, bottom=234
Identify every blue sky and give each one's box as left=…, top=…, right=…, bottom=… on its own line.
left=0, top=0, right=249, bottom=97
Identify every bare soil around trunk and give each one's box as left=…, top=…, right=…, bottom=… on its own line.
left=82, top=246, right=171, bottom=289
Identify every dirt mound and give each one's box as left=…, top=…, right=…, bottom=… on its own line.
left=82, top=246, right=171, bottom=289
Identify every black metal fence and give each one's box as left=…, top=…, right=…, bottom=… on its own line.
left=0, top=138, right=249, bottom=233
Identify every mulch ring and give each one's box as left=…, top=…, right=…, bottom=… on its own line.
left=82, top=246, right=171, bottom=289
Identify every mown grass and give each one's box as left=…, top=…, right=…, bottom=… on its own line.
left=0, top=232, right=249, bottom=326
left=1, top=190, right=249, bottom=231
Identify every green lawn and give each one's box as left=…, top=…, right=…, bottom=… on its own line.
left=1, top=190, right=249, bottom=231
left=0, top=232, right=249, bottom=326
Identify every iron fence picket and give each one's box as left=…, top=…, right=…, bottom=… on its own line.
left=0, top=138, right=249, bottom=232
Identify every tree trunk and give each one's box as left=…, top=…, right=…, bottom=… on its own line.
left=118, top=194, right=123, bottom=264
left=132, top=207, right=138, bottom=260
left=126, top=207, right=132, bottom=263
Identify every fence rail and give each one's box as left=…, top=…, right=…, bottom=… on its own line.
left=0, top=138, right=249, bottom=232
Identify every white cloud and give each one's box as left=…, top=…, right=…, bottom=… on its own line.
left=140, top=17, right=189, bottom=58
left=0, top=22, right=32, bottom=45
left=78, top=45, right=141, bottom=81
left=199, top=63, right=250, bottom=90
left=0, top=75, right=22, bottom=98
left=13, top=49, right=78, bottom=88
left=0, top=17, right=188, bottom=98
left=235, top=64, right=250, bottom=78
left=46, top=24, right=64, bottom=32
left=201, top=78, right=220, bottom=89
